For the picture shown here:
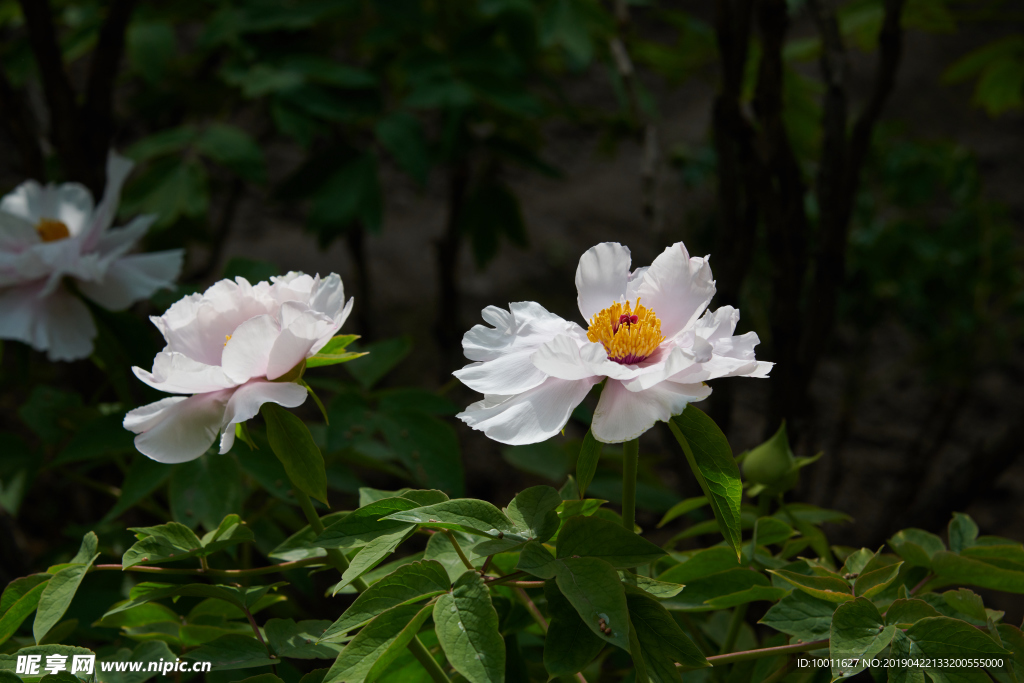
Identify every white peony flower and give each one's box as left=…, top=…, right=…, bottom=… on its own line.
left=124, top=272, right=352, bottom=464
left=0, top=153, right=184, bottom=361
left=455, top=242, right=772, bottom=444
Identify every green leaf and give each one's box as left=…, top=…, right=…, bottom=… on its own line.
left=758, top=590, right=837, bottom=642
left=434, top=571, right=505, bottom=683
left=265, top=619, right=344, bottom=659
left=668, top=406, right=743, bottom=559
left=543, top=579, right=604, bottom=675
left=96, top=640, right=177, bottom=683
left=829, top=597, right=897, bottom=680
left=336, top=529, right=417, bottom=593
left=931, top=550, right=1024, bottom=593
left=379, top=412, right=465, bottom=496
left=103, top=457, right=173, bottom=522
left=768, top=569, right=854, bottom=603
left=627, top=592, right=708, bottom=681
left=384, top=499, right=517, bottom=538
left=661, top=568, right=772, bottom=612
left=0, top=645, right=95, bottom=678
left=307, top=334, right=366, bottom=368
left=575, top=430, right=602, bottom=499
left=317, top=498, right=419, bottom=549
left=658, top=546, right=741, bottom=584
left=424, top=531, right=486, bottom=583
left=505, top=486, right=561, bottom=543
left=0, top=577, right=48, bottom=646
left=942, top=588, right=989, bottom=622
left=620, top=572, right=685, bottom=599
left=104, top=582, right=284, bottom=617
left=885, top=598, right=942, bottom=627
left=344, top=337, right=411, bottom=389
left=949, top=512, right=980, bottom=554
left=556, top=515, right=666, bottom=568
left=321, top=561, right=450, bottom=641
left=186, top=634, right=275, bottom=670
left=262, top=403, right=328, bottom=504
left=375, top=112, right=430, bottom=185
left=34, top=534, right=99, bottom=642
left=126, top=21, right=176, bottom=84
left=853, top=561, right=903, bottom=600
left=196, top=124, right=266, bottom=183
left=169, top=453, right=244, bottom=530
left=554, top=557, right=630, bottom=651
left=122, top=522, right=202, bottom=568
left=325, top=603, right=433, bottom=683
left=889, top=528, right=946, bottom=568
left=516, top=541, right=556, bottom=580
left=656, top=496, right=709, bottom=528
left=201, top=514, right=255, bottom=554
left=124, top=126, right=196, bottom=163
left=889, top=617, right=1010, bottom=682
left=702, top=585, right=788, bottom=609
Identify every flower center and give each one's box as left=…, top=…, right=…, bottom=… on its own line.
left=586, top=298, right=665, bottom=365
left=35, top=218, right=70, bottom=242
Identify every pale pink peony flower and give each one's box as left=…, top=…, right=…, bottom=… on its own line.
left=455, top=242, right=772, bottom=444
left=0, top=153, right=183, bottom=360
left=124, top=272, right=352, bottom=463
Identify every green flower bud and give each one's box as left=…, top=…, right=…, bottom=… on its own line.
left=742, top=422, right=795, bottom=488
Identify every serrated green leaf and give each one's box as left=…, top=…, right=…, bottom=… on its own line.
left=556, top=515, right=665, bottom=568
left=668, top=407, right=743, bottom=559
left=434, top=571, right=505, bottom=683
left=325, top=603, right=433, bottom=683
left=262, top=403, right=328, bottom=504
left=543, top=579, right=604, bottom=675
left=321, top=561, right=450, bottom=641
left=829, top=597, right=897, bottom=680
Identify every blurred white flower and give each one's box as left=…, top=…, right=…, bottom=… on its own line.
left=124, top=272, right=352, bottom=463
left=0, top=153, right=183, bottom=360
left=455, top=242, right=772, bottom=444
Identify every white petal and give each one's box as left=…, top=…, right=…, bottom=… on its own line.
left=77, top=249, right=183, bottom=310
left=0, top=212, right=42, bottom=251
left=0, top=181, right=45, bottom=225
left=624, top=266, right=649, bottom=301
left=463, top=306, right=516, bottom=361
left=576, top=242, right=632, bottom=322
left=748, top=361, right=773, bottom=377
left=454, top=351, right=549, bottom=394
left=218, top=380, right=307, bottom=453
left=592, top=379, right=712, bottom=443
left=695, top=306, right=740, bottom=342
left=92, top=214, right=157, bottom=260
left=636, top=242, right=716, bottom=338
left=457, top=376, right=599, bottom=445
left=266, top=302, right=336, bottom=379
left=531, top=334, right=640, bottom=382
left=133, top=351, right=236, bottom=394
left=0, top=283, right=97, bottom=361
left=620, top=345, right=700, bottom=392
left=221, top=314, right=280, bottom=383
left=52, top=183, right=95, bottom=236
left=125, top=390, right=231, bottom=464
left=80, top=152, right=133, bottom=250
left=711, top=330, right=759, bottom=360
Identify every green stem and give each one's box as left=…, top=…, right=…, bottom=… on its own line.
left=679, top=638, right=829, bottom=669
left=719, top=603, right=748, bottom=655
left=622, top=439, right=640, bottom=532
left=293, top=490, right=449, bottom=683
left=443, top=529, right=475, bottom=571
left=295, top=490, right=369, bottom=592
left=90, top=557, right=324, bottom=577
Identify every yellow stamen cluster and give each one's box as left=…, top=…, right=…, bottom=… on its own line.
left=36, top=219, right=70, bottom=242
left=586, top=298, right=665, bottom=364
left=224, top=335, right=232, bottom=346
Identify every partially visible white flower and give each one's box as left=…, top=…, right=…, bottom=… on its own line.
left=455, top=242, right=772, bottom=444
left=0, top=152, right=184, bottom=361
left=124, top=272, right=352, bottom=464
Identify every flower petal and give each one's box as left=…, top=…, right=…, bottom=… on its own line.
left=695, top=306, right=740, bottom=342
left=77, top=249, right=184, bottom=310
left=620, top=345, right=701, bottom=392
left=463, top=306, right=516, bottom=362
left=531, top=334, right=641, bottom=381
left=221, top=314, right=280, bottom=383
left=576, top=242, right=632, bottom=322
left=0, top=283, right=97, bottom=361
left=636, top=242, right=716, bottom=339
left=266, top=302, right=337, bottom=379
left=0, top=212, right=41, bottom=252
left=124, top=390, right=232, bottom=464
left=133, top=352, right=236, bottom=394
left=592, top=379, right=711, bottom=443
left=457, top=376, right=600, bottom=445
left=80, top=152, right=134, bottom=251
left=52, top=183, right=95, bottom=236
left=219, top=380, right=308, bottom=453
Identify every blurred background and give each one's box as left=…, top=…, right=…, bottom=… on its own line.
left=0, top=0, right=1023, bottom=593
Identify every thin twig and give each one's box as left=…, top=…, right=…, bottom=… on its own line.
left=679, top=638, right=830, bottom=669
left=443, top=530, right=475, bottom=571
left=513, top=586, right=548, bottom=633
left=90, top=557, right=325, bottom=577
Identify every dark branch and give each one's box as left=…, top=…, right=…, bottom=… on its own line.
left=0, top=59, right=46, bottom=180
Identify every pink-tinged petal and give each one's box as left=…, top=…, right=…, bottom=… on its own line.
left=80, top=152, right=133, bottom=251
left=636, top=242, right=716, bottom=339
left=0, top=282, right=96, bottom=361
left=457, top=376, right=600, bottom=445
left=77, top=249, right=184, bottom=311
left=218, top=380, right=307, bottom=453
left=531, top=334, right=641, bottom=382
left=132, top=351, right=236, bottom=394
left=0, top=212, right=41, bottom=252
left=592, top=379, right=712, bottom=443
left=695, top=306, right=740, bottom=342
left=624, top=266, right=649, bottom=301
left=124, top=390, right=232, bottom=464
left=576, top=242, right=632, bottom=322
left=221, top=314, right=280, bottom=383
left=620, top=345, right=700, bottom=392
left=266, top=303, right=336, bottom=379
